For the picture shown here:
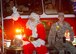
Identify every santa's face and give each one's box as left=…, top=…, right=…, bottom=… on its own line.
left=29, top=17, right=35, bottom=22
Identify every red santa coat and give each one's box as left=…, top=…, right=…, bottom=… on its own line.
left=23, top=23, right=46, bottom=41
left=23, top=23, right=48, bottom=54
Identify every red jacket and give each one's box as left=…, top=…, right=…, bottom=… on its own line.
left=23, top=23, right=46, bottom=41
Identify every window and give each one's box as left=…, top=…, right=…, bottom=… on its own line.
left=3, top=0, right=43, bottom=17
left=17, top=0, right=43, bottom=15
left=44, top=0, right=74, bottom=14
left=59, top=0, right=74, bottom=14
left=44, top=0, right=58, bottom=15
left=2, top=0, right=74, bottom=17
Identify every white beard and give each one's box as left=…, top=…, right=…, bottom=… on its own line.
left=26, top=20, right=39, bottom=38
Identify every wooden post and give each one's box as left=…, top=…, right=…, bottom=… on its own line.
left=1, top=0, right=4, bottom=53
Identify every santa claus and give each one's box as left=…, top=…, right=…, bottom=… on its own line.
left=22, top=12, right=49, bottom=54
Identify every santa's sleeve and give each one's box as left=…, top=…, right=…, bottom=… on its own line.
left=37, top=23, right=46, bottom=40
left=31, top=23, right=46, bottom=47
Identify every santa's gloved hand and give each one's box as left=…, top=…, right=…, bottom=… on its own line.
left=22, top=40, right=30, bottom=46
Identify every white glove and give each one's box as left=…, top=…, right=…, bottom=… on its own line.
left=37, top=39, right=45, bottom=45
left=31, top=41, right=39, bottom=47
left=22, top=41, right=30, bottom=46
left=31, top=38, right=45, bottom=47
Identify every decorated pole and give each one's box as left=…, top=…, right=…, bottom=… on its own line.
left=1, top=0, right=4, bottom=53
left=72, top=0, right=76, bottom=15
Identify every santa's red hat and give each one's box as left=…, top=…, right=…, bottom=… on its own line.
left=29, top=12, right=40, bottom=21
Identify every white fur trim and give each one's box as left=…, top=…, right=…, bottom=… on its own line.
left=11, top=6, right=20, bottom=21
left=26, top=20, right=38, bottom=38
left=37, top=39, right=45, bottom=45
left=31, top=41, right=40, bottom=47
left=31, top=38, right=45, bottom=47
left=22, top=41, right=30, bottom=46
left=32, top=28, right=38, bottom=38
left=46, top=52, right=49, bottom=54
